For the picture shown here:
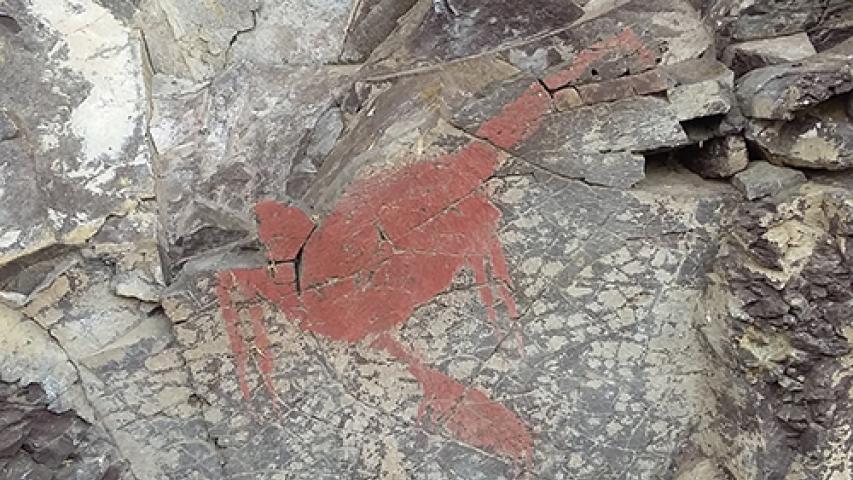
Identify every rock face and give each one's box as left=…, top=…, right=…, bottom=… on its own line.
left=736, top=38, right=853, bottom=120
left=0, top=382, right=125, bottom=479
left=705, top=0, right=853, bottom=52
left=723, top=33, right=817, bottom=76
left=0, top=0, right=151, bottom=268
left=731, top=161, right=807, bottom=200
left=700, top=183, right=853, bottom=479
left=1, top=0, right=852, bottom=479
left=748, top=98, right=853, bottom=170
left=683, top=135, right=749, bottom=179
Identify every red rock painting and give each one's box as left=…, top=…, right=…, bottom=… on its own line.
left=541, top=27, right=658, bottom=91
left=216, top=27, right=653, bottom=468
left=216, top=140, right=529, bottom=464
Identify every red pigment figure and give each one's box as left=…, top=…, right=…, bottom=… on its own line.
left=216, top=141, right=532, bottom=466
left=215, top=26, right=655, bottom=469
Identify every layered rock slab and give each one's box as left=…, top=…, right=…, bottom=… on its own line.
left=736, top=38, right=853, bottom=120
left=150, top=64, right=355, bottom=278
left=0, top=0, right=151, bottom=269
left=747, top=97, right=853, bottom=170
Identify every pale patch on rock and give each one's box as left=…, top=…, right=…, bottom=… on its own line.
left=27, top=0, right=147, bottom=195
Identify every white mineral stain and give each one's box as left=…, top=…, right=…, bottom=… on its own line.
left=0, top=230, right=20, bottom=249
left=27, top=0, right=145, bottom=194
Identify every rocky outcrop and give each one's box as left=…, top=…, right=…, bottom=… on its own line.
left=736, top=38, right=853, bottom=121
left=732, top=161, right=806, bottom=200
left=722, top=33, right=817, bottom=77
left=700, top=180, right=853, bottom=479
left=1, top=0, right=852, bottom=479
left=704, top=0, right=853, bottom=52
left=0, top=382, right=125, bottom=480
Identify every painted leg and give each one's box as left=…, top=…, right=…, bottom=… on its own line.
left=371, top=334, right=533, bottom=468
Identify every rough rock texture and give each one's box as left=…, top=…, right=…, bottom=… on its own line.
left=149, top=64, right=354, bottom=277
left=340, top=0, right=419, bottom=63
left=0, top=0, right=151, bottom=268
left=723, top=33, right=817, bottom=77
left=732, top=161, right=807, bottom=200
left=682, top=135, right=749, bottom=179
left=704, top=0, right=853, bottom=52
left=748, top=98, right=853, bottom=170
left=700, top=181, right=853, bottom=479
left=0, top=382, right=125, bottom=480
left=736, top=38, right=853, bottom=120
left=2, top=0, right=853, bottom=479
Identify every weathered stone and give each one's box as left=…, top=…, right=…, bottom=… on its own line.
left=737, top=38, right=853, bottom=120
left=508, top=0, right=710, bottom=81
left=150, top=65, right=354, bottom=277
left=673, top=458, right=728, bottom=480
left=722, top=33, right=817, bottom=76
left=658, top=58, right=736, bottom=122
left=0, top=0, right=151, bottom=269
left=0, top=111, right=16, bottom=140
left=747, top=99, right=853, bottom=170
left=228, top=0, right=352, bottom=68
left=705, top=0, right=853, bottom=52
left=808, top=2, right=853, bottom=51
left=310, top=58, right=522, bottom=209
left=629, top=69, right=673, bottom=95
left=731, top=161, right=807, bottom=200
left=507, top=96, right=689, bottom=188
left=553, top=87, right=583, bottom=111
left=340, top=0, right=419, bottom=63
left=448, top=73, right=551, bottom=142
left=668, top=80, right=733, bottom=122
left=135, top=0, right=260, bottom=80
left=576, top=76, right=636, bottom=104
left=683, top=135, right=749, bottom=178
left=663, top=58, right=735, bottom=88
left=570, top=68, right=675, bottom=106
left=4, top=1, right=853, bottom=479
left=112, top=271, right=161, bottom=303
left=363, top=0, right=584, bottom=76
left=700, top=183, right=853, bottom=479
left=0, top=382, right=124, bottom=480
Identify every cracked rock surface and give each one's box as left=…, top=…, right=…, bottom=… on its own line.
left=1, top=0, right=852, bottom=479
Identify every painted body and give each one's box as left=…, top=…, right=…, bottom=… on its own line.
left=217, top=141, right=531, bottom=465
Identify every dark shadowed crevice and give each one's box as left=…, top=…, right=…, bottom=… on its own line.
left=0, top=14, right=21, bottom=34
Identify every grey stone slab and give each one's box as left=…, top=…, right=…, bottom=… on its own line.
left=668, top=80, right=733, bottom=122
left=747, top=99, right=853, bottom=170
left=705, top=0, right=853, bottom=52
left=737, top=38, right=853, bottom=120
left=731, top=161, right=806, bottom=200
left=509, top=96, right=688, bottom=188
left=340, top=0, right=419, bottom=63
left=723, top=32, right=817, bottom=76
left=502, top=0, right=710, bottom=82
left=228, top=0, right=352, bottom=68
left=0, top=0, right=151, bottom=267
left=149, top=64, right=354, bottom=277
left=469, top=169, right=729, bottom=479
left=362, top=0, right=584, bottom=77
left=135, top=0, right=260, bottom=80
